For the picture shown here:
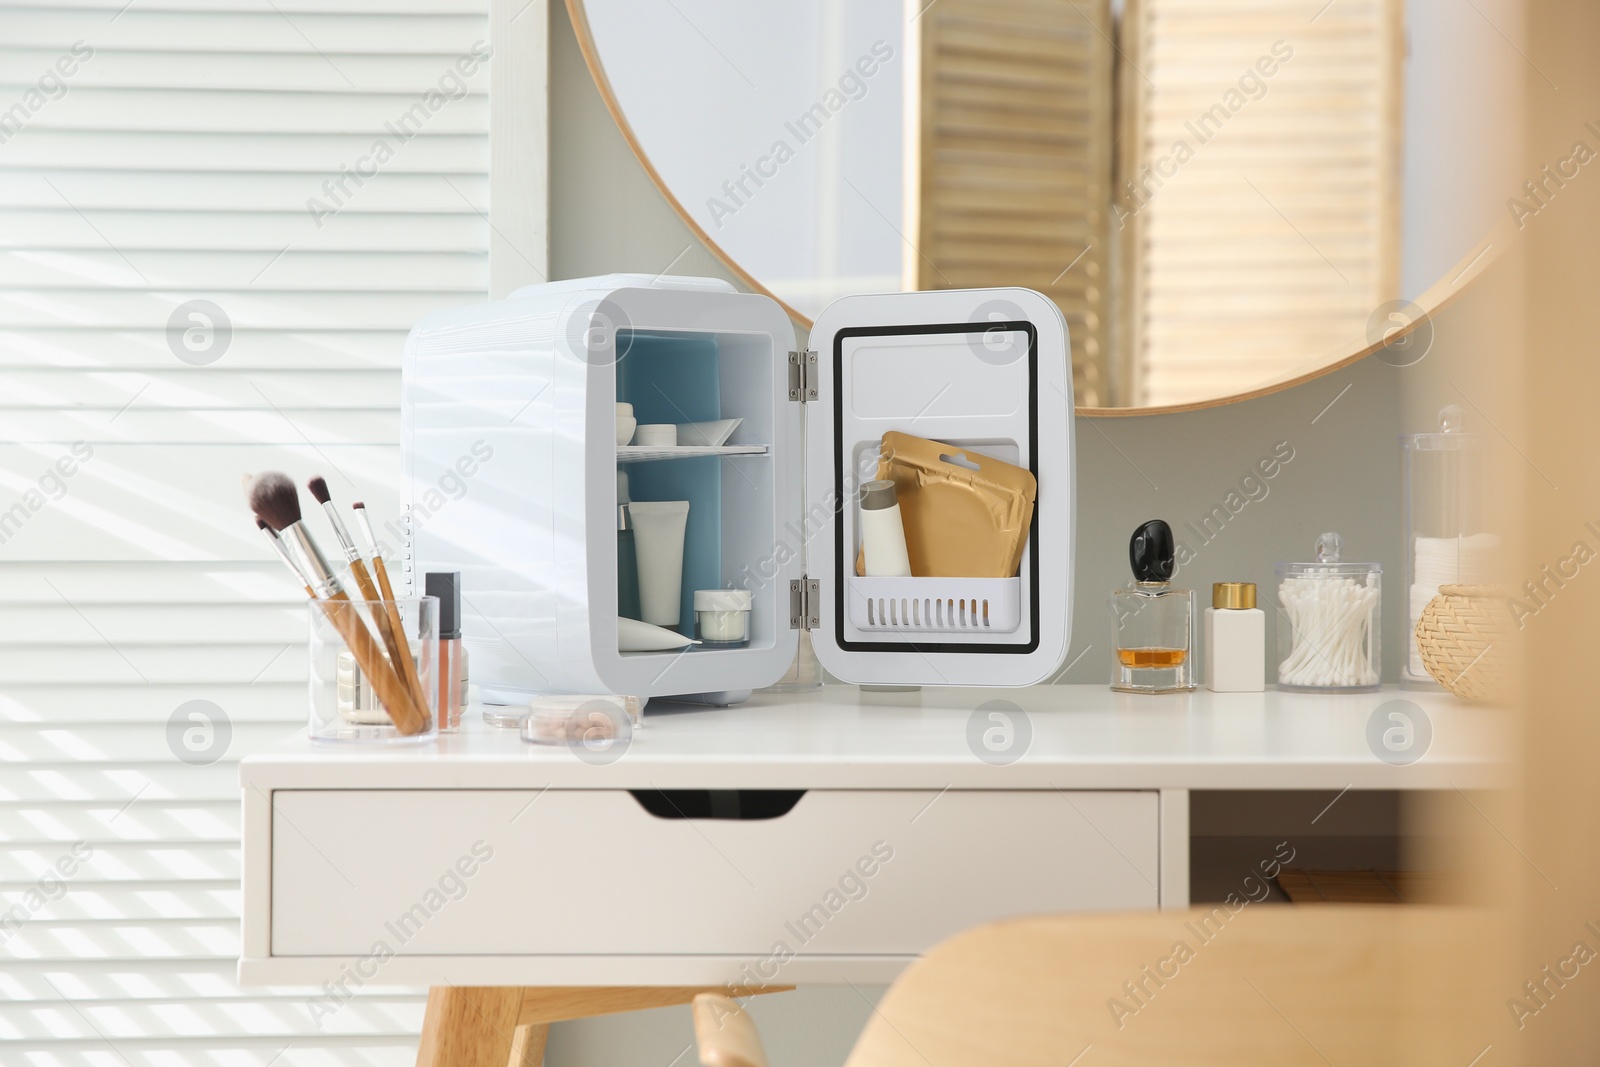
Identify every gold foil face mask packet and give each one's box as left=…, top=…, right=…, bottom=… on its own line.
left=857, top=430, right=1037, bottom=578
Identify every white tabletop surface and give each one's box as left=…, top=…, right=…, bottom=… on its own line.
left=240, top=684, right=1506, bottom=792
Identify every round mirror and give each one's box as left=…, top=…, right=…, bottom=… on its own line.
left=568, top=0, right=1515, bottom=411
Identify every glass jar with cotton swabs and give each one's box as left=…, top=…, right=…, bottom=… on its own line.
left=1275, top=532, right=1382, bottom=692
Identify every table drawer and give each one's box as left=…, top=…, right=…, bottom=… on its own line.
left=270, top=788, right=1157, bottom=957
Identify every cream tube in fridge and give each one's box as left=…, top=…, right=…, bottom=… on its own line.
left=628, top=500, right=690, bottom=628
left=859, top=479, right=912, bottom=577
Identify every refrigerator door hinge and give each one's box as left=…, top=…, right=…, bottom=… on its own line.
left=789, top=576, right=819, bottom=630
left=788, top=350, right=818, bottom=402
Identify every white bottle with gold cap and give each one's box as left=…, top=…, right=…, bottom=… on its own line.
left=1205, top=581, right=1265, bottom=692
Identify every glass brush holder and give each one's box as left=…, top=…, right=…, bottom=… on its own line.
left=308, top=596, right=439, bottom=743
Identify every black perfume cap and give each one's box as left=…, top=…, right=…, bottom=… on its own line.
left=1129, top=519, right=1175, bottom=582
left=425, top=571, right=462, bottom=638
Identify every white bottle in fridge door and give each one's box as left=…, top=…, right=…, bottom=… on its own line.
left=1205, top=582, right=1265, bottom=692
left=859, top=479, right=912, bottom=577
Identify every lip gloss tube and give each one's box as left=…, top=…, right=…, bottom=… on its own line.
left=425, top=571, right=465, bottom=732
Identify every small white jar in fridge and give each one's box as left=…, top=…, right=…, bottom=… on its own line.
left=695, top=589, right=752, bottom=646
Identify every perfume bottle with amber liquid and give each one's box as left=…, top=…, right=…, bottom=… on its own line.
left=1110, top=519, right=1196, bottom=693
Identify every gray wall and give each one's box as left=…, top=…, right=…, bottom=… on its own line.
left=550, top=0, right=1435, bottom=688
left=545, top=2, right=1481, bottom=1059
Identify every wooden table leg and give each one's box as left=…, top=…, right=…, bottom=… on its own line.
left=415, top=986, right=526, bottom=1067
left=416, top=984, right=791, bottom=1067
left=508, top=1023, right=549, bottom=1067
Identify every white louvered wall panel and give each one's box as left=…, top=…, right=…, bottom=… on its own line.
left=0, top=1, right=489, bottom=1062
left=1121, top=0, right=1401, bottom=407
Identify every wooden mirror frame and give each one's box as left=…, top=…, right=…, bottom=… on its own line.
left=564, top=0, right=1501, bottom=417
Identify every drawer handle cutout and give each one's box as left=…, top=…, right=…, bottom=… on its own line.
left=629, top=789, right=805, bottom=820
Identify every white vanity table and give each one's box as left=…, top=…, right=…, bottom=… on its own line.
left=240, top=683, right=1500, bottom=989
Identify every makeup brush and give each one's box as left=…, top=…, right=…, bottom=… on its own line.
left=351, top=501, right=401, bottom=600
left=344, top=505, right=432, bottom=723
left=308, top=477, right=429, bottom=721
left=258, top=518, right=314, bottom=598
left=248, top=472, right=427, bottom=736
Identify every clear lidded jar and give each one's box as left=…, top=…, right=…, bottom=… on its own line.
left=521, top=694, right=639, bottom=750
left=1401, top=404, right=1490, bottom=688
left=1275, top=532, right=1381, bottom=692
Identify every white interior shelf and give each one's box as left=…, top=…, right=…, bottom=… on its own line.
left=616, top=444, right=769, bottom=463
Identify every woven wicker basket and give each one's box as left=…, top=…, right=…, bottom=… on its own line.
left=1415, top=584, right=1514, bottom=702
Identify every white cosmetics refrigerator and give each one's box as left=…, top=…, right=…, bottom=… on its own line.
left=399, top=275, right=1074, bottom=705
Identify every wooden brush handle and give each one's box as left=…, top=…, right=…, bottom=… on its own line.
left=345, top=556, right=383, bottom=603
left=347, top=557, right=430, bottom=725
left=319, top=591, right=428, bottom=736
left=367, top=555, right=432, bottom=723
left=369, top=552, right=400, bottom=602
